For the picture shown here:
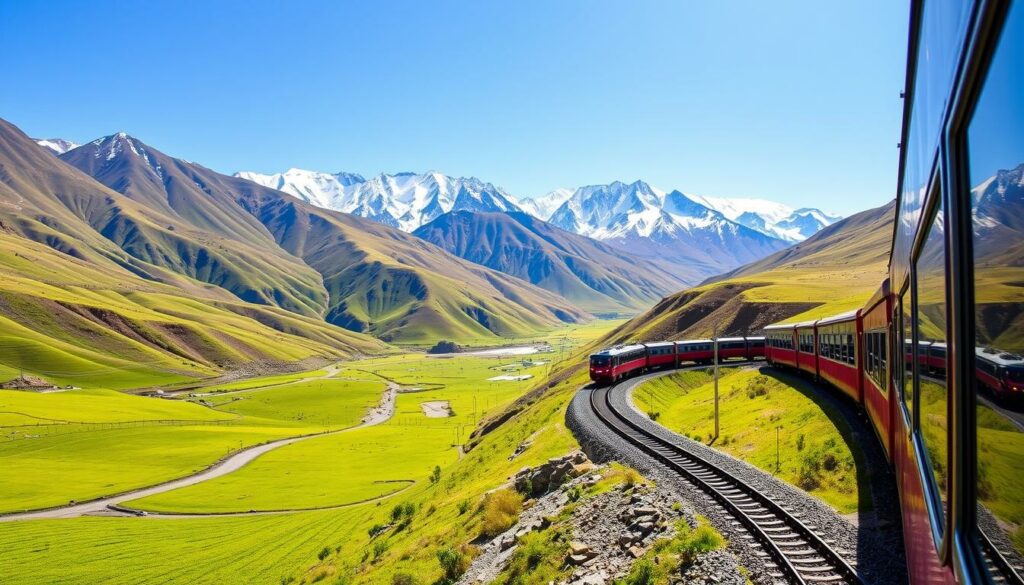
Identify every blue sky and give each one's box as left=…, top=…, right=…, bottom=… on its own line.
left=0, top=1, right=908, bottom=215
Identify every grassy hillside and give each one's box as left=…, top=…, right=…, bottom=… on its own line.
left=232, top=184, right=591, bottom=344
left=413, top=210, right=690, bottom=315
left=599, top=200, right=895, bottom=344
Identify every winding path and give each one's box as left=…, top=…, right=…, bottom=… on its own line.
left=0, top=382, right=399, bottom=522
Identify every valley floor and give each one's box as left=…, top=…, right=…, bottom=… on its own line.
left=0, top=319, right=622, bottom=584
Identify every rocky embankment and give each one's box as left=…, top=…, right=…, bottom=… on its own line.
left=459, top=452, right=745, bottom=584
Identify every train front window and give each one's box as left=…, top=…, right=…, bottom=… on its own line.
left=914, top=197, right=949, bottom=530
left=966, top=0, right=1024, bottom=563
left=591, top=356, right=609, bottom=368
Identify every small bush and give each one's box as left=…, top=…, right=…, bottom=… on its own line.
left=436, top=546, right=468, bottom=581
left=620, top=559, right=656, bottom=585
left=822, top=453, right=839, bottom=471
left=430, top=465, right=442, bottom=484
left=372, top=539, right=389, bottom=561
left=391, top=572, right=418, bottom=585
left=796, top=434, right=805, bottom=451
left=480, top=488, right=524, bottom=538
left=457, top=499, right=471, bottom=515
left=368, top=523, right=387, bottom=538
left=317, top=546, right=331, bottom=561
left=745, top=375, right=770, bottom=399
left=566, top=485, right=582, bottom=503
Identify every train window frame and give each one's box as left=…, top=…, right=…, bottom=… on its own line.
left=911, top=188, right=952, bottom=552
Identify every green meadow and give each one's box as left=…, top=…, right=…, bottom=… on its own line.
left=636, top=367, right=868, bottom=514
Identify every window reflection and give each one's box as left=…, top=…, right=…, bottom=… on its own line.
left=915, top=200, right=949, bottom=526
left=966, top=0, right=1024, bottom=567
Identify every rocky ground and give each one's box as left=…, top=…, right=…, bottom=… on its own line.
left=458, top=452, right=747, bottom=585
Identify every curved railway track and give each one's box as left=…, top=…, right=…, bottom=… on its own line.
left=587, top=369, right=864, bottom=585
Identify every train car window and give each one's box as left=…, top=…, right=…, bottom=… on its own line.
left=900, top=292, right=913, bottom=418
left=914, top=198, right=949, bottom=530
left=965, top=1, right=1024, bottom=565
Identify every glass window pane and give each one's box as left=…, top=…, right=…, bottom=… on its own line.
left=916, top=199, right=949, bottom=527
left=966, top=0, right=1024, bottom=564
left=902, top=297, right=913, bottom=414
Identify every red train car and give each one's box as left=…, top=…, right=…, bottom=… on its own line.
left=815, top=310, right=862, bottom=403
left=764, top=322, right=797, bottom=367
left=861, top=281, right=893, bottom=459
left=746, top=336, right=766, bottom=359
left=643, top=341, right=676, bottom=369
left=674, top=339, right=714, bottom=365
left=793, top=320, right=819, bottom=378
left=588, top=344, right=646, bottom=384
left=716, top=337, right=749, bottom=361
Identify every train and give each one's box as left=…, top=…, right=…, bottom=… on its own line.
left=588, top=337, right=765, bottom=385
left=589, top=2, right=1024, bottom=582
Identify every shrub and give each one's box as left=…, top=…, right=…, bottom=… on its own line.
left=430, top=465, right=442, bottom=484
left=391, top=572, right=418, bottom=585
left=796, top=434, right=805, bottom=451
left=368, top=523, right=388, bottom=538
left=480, top=488, right=524, bottom=538
left=676, top=522, right=724, bottom=566
left=620, top=559, right=656, bottom=585
left=318, top=546, right=331, bottom=561
left=372, top=539, right=389, bottom=560
left=566, top=485, right=582, bottom=503
left=436, top=546, right=468, bottom=581
left=745, top=375, right=770, bottom=399
left=822, top=452, right=839, bottom=471
left=457, top=499, right=471, bottom=515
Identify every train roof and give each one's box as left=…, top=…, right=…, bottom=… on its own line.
left=591, top=344, right=646, bottom=357
left=817, top=310, right=860, bottom=326
left=717, top=336, right=746, bottom=343
left=643, top=341, right=675, bottom=349
left=976, top=347, right=1024, bottom=366
left=677, top=338, right=713, bottom=344
left=745, top=336, right=765, bottom=341
left=762, top=322, right=795, bottom=332
left=791, top=320, right=818, bottom=329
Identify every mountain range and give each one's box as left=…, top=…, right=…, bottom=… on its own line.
left=413, top=211, right=691, bottom=315
left=238, top=167, right=840, bottom=282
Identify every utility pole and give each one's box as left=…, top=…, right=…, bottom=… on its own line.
left=713, top=325, right=720, bottom=441
left=776, top=425, right=782, bottom=473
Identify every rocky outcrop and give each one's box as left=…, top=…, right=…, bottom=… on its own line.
left=512, top=451, right=593, bottom=497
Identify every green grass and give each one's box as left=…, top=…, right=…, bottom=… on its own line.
left=637, top=367, right=867, bottom=514
left=129, top=423, right=455, bottom=513
left=0, top=374, right=385, bottom=513
left=976, top=402, right=1024, bottom=555
left=0, top=388, right=228, bottom=425
left=0, top=507, right=377, bottom=585
left=199, top=378, right=383, bottom=428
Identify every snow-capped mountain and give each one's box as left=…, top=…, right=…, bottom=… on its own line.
left=235, top=168, right=365, bottom=210
left=691, top=195, right=840, bottom=242
left=545, top=180, right=790, bottom=274
left=237, top=169, right=522, bottom=232
left=35, top=138, right=79, bottom=155
left=516, top=188, right=574, bottom=221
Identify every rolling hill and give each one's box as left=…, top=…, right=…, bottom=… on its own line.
left=413, top=210, right=691, bottom=315
left=597, top=200, right=895, bottom=345
left=0, top=119, right=389, bottom=386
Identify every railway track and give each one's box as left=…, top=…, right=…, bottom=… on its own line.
left=588, top=373, right=863, bottom=585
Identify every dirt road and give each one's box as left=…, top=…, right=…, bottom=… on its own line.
left=0, top=383, right=399, bottom=522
